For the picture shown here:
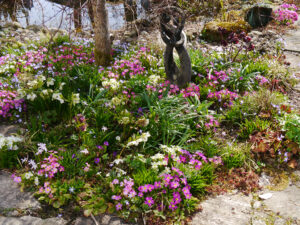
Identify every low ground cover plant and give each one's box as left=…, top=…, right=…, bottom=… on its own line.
left=0, top=30, right=299, bottom=223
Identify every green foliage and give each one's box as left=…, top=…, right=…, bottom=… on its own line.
left=239, top=117, right=271, bottom=139
left=221, top=143, right=250, bottom=169
left=279, top=113, right=300, bottom=145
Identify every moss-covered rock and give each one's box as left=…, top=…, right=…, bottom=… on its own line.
left=202, top=20, right=251, bottom=42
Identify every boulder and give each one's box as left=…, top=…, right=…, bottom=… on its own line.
left=246, top=6, right=273, bottom=28
left=27, top=24, right=43, bottom=33
left=202, top=20, right=251, bottom=42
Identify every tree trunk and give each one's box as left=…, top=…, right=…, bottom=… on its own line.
left=92, top=0, right=111, bottom=66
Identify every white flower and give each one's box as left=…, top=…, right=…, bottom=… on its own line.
left=113, top=159, right=124, bottom=165
left=36, top=143, right=47, bottom=155
left=28, top=159, right=37, bottom=170
left=34, top=177, right=39, bottom=185
left=111, top=97, right=122, bottom=106
left=27, top=93, right=37, bottom=101
left=52, top=93, right=64, bottom=104
left=47, top=78, right=55, bottom=87
left=59, top=82, right=66, bottom=90
left=80, top=148, right=89, bottom=154
left=102, top=126, right=108, bottom=132
left=71, top=93, right=80, bottom=105
left=116, top=136, right=121, bottom=141
left=25, top=172, right=33, bottom=179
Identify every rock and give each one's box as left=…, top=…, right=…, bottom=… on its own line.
left=263, top=186, right=300, bottom=221
left=74, top=214, right=134, bottom=225
left=259, top=193, right=272, bottom=200
left=0, top=216, right=67, bottom=225
left=0, top=125, right=21, bottom=137
left=190, top=193, right=252, bottom=225
left=3, top=22, right=23, bottom=30
left=27, top=25, right=43, bottom=33
left=124, top=29, right=138, bottom=38
left=253, top=201, right=262, bottom=209
left=0, top=171, right=40, bottom=211
left=202, top=20, right=251, bottom=42
left=246, top=6, right=273, bottom=28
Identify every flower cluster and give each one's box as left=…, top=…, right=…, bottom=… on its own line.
left=0, top=90, right=24, bottom=118
left=38, top=153, right=64, bottom=178
left=207, top=89, right=239, bottom=107
left=274, top=4, right=299, bottom=25
left=73, top=114, right=88, bottom=132
left=0, top=134, right=23, bottom=151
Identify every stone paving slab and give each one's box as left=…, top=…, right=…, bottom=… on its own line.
left=0, top=171, right=40, bottom=211
left=190, top=193, right=253, bottom=225
left=74, top=214, right=134, bottom=225
left=263, top=185, right=300, bottom=221
left=0, top=216, right=66, bottom=225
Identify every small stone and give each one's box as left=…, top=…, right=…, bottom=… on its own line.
left=253, top=201, right=261, bottom=209
left=259, top=193, right=272, bottom=200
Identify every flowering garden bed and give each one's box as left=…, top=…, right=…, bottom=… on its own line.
left=0, top=5, right=300, bottom=223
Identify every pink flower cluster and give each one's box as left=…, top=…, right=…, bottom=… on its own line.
left=38, top=153, right=64, bottom=178
left=274, top=4, right=298, bottom=25
left=0, top=90, right=24, bottom=118
left=39, top=182, right=54, bottom=198
left=205, top=115, right=220, bottom=129
left=207, top=70, right=230, bottom=88
left=46, top=45, right=94, bottom=76
left=146, top=81, right=201, bottom=99
left=112, top=59, right=145, bottom=79
left=179, top=149, right=222, bottom=170
left=11, top=173, right=22, bottom=183
left=207, top=89, right=239, bottom=107
left=110, top=178, right=137, bottom=211
left=256, top=75, right=269, bottom=86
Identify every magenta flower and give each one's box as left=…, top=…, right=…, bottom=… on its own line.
left=169, top=201, right=178, bottom=211
left=145, top=197, right=154, bottom=207
left=103, top=141, right=109, bottom=146
left=170, top=181, right=180, bottom=189
left=112, top=195, right=122, bottom=200
left=116, top=203, right=122, bottom=211
left=154, top=181, right=162, bottom=189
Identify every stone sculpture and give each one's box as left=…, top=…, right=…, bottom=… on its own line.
left=160, top=7, right=191, bottom=88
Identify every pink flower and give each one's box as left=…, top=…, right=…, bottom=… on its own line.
left=116, top=203, right=122, bottom=211
left=145, top=197, right=154, bottom=207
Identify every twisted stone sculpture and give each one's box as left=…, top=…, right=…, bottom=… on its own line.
left=160, top=7, right=191, bottom=88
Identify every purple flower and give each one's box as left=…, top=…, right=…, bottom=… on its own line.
left=103, top=141, right=109, bottom=146
left=138, top=192, right=143, bottom=197
left=173, top=195, right=182, bottom=204
left=170, top=181, right=180, bottom=189
left=154, top=181, right=162, bottom=189
left=116, top=203, right=122, bottom=211
left=97, top=145, right=103, bottom=150
left=112, top=179, right=119, bottom=185
left=169, top=201, right=178, bottom=211
left=94, top=158, right=100, bottom=164
left=145, top=197, right=154, bottom=207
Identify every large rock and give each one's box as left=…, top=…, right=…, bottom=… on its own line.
left=202, top=20, right=251, bottom=42
left=0, top=171, right=40, bottom=211
left=190, top=193, right=253, bottom=225
left=74, top=214, right=135, bottom=225
left=0, top=216, right=66, bottom=225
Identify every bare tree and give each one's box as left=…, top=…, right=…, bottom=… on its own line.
left=92, top=0, right=111, bottom=66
